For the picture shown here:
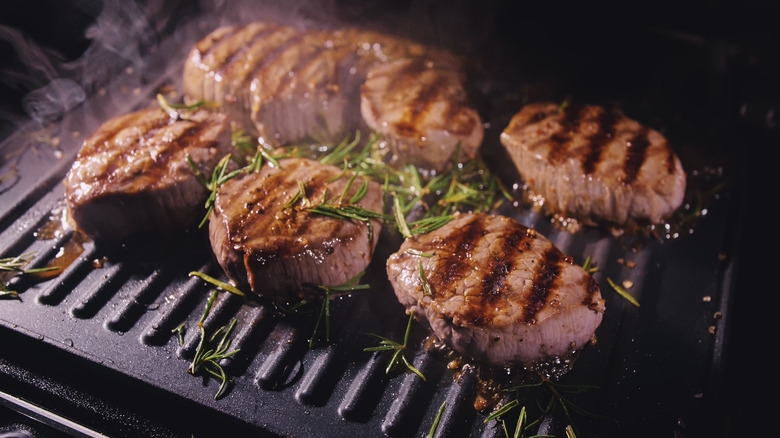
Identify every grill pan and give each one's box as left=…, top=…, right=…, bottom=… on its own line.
left=1, top=1, right=763, bottom=437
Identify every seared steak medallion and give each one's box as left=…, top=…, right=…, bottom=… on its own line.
left=360, top=57, right=484, bottom=172
left=500, top=103, right=686, bottom=227
left=64, top=107, right=230, bottom=243
left=386, top=213, right=605, bottom=367
left=183, top=22, right=481, bottom=172
left=208, top=157, right=384, bottom=302
left=183, top=23, right=350, bottom=147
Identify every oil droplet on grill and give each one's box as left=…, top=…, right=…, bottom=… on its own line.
left=92, top=256, right=107, bottom=268
left=33, top=232, right=88, bottom=280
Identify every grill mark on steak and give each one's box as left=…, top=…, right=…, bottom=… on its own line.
left=277, top=41, right=332, bottom=94
left=215, top=23, right=281, bottom=81
left=228, top=26, right=300, bottom=92
left=544, top=105, right=586, bottom=165
left=101, top=115, right=173, bottom=179
left=429, top=217, right=486, bottom=295
left=585, top=275, right=601, bottom=309
left=391, top=59, right=446, bottom=139
left=522, top=247, right=564, bottom=324
left=463, top=227, right=533, bottom=326
left=581, top=107, right=617, bottom=175
left=229, top=161, right=349, bottom=256
left=665, top=141, right=678, bottom=175
left=244, top=32, right=307, bottom=92
left=622, top=128, right=651, bottom=185
left=196, top=25, right=239, bottom=58
left=85, top=111, right=146, bottom=155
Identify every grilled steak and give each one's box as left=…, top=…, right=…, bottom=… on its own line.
left=360, top=57, right=484, bottom=172
left=208, top=157, right=384, bottom=302
left=500, top=103, right=686, bottom=227
left=64, top=107, right=230, bottom=243
left=183, top=22, right=480, bottom=171
left=183, top=22, right=348, bottom=146
left=386, top=213, right=605, bottom=367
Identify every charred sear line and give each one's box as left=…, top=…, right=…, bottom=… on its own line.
left=281, top=43, right=331, bottom=91
left=391, top=60, right=447, bottom=138
left=231, top=27, right=298, bottom=89
left=522, top=247, right=563, bottom=324
left=198, top=26, right=240, bottom=58
left=505, top=227, right=534, bottom=252
left=544, top=105, right=587, bottom=164
left=141, top=122, right=214, bottom=173
left=665, top=142, right=678, bottom=175
left=429, top=217, right=486, bottom=294
left=216, top=24, right=280, bottom=80
left=584, top=275, right=601, bottom=308
left=622, top=128, right=651, bottom=185
left=245, top=32, right=306, bottom=89
left=468, top=250, right=514, bottom=326
left=581, top=108, right=617, bottom=175
left=86, top=113, right=143, bottom=153
left=102, top=115, right=173, bottom=179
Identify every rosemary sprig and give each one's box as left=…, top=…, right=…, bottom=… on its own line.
left=428, top=401, right=447, bottom=438
left=310, top=272, right=370, bottom=348
left=393, top=194, right=413, bottom=239
left=0, top=253, right=57, bottom=274
left=0, top=288, right=18, bottom=299
left=485, top=399, right=520, bottom=423
left=581, top=256, right=599, bottom=274
left=294, top=178, right=389, bottom=244
left=187, top=138, right=290, bottom=228
left=364, top=310, right=426, bottom=381
left=189, top=271, right=245, bottom=296
left=318, top=131, right=363, bottom=167
left=307, top=132, right=510, bottom=232
left=187, top=289, right=241, bottom=400
left=408, top=215, right=454, bottom=235
left=485, top=402, right=539, bottom=438
left=607, top=277, right=640, bottom=307
left=418, top=259, right=432, bottom=296
left=156, top=93, right=214, bottom=120
left=188, top=153, right=243, bottom=228
left=1, top=253, right=58, bottom=298
left=488, top=377, right=612, bottom=437
left=393, top=193, right=453, bottom=238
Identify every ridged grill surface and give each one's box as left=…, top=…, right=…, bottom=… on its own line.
left=0, top=5, right=737, bottom=438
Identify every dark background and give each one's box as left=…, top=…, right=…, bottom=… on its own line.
left=2, top=1, right=778, bottom=436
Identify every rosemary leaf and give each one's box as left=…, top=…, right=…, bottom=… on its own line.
left=187, top=290, right=241, bottom=400
left=364, top=310, right=424, bottom=381
left=409, top=215, right=453, bottom=235
left=189, top=271, right=245, bottom=296
left=607, top=277, right=640, bottom=307
left=309, top=273, right=371, bottom=348
left=428, top=401, right=447, bottom=438
left=582, top=256, right=599, bottom=274
left=418, top=259, right=432, bottom=296
left=405, top=249, right=433, bottom=257
left=484, top=399, right=519, bottom=423
left=0, top=289, right=20, bottom=299
left=393, top=194, right=412, bottom=239
left=172, top=323, right=186, bottom=346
